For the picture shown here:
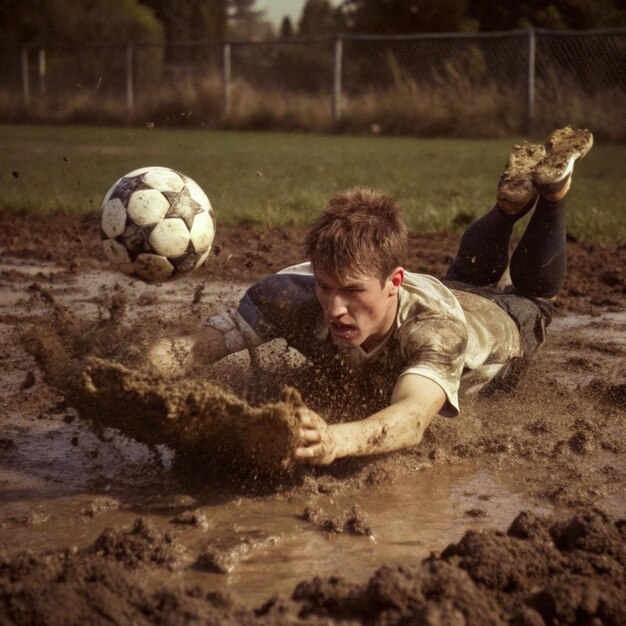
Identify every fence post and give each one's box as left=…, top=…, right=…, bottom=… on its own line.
left=126, top=44, right=135, bottom=116
left=38, top=49, right=46, bottom=96
left=332, top=37, right=343, bottom=124
left=21, top=47, right=30, bottom=107
left=223, top=42, right=232, bottom=117
left=526, top=28, right=536, bottom=135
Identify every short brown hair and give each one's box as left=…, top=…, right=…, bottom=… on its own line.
left=305, top=187, right=408, bottom=282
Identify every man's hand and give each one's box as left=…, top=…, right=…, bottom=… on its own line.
left=294, top=408, right=336, bottom=466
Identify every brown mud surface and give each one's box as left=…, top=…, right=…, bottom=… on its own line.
left=1, top=211, right=625, bottom=624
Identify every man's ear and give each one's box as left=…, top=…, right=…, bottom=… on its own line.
left=388, top=267, right=405, bottom=293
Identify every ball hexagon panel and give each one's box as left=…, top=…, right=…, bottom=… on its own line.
left=189, top=211, right=214, bottom=253
left=134, top=253, right=174, bottom=282
left=102, top=239, right=134, bottom=275
left=101, top=198, right=127, bottom=238
left=194, top=247, right=212, bottom=270
left=142, top=168, right=185, bottom=193
left=102, top=238, right=131, bottom=264
left=149, top=218, right=191, bottom=257
left=127, top=189, right=171, bottom=226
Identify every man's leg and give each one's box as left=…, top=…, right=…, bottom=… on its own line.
left=509, top=196, right=566, bottom=297
left=446, top=142, right=545, bottom=286
left=510, top=126, right=593, bottom=298
left=446, top=126, right=593, bottom=292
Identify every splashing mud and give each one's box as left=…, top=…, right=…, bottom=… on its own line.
left=21, top=289, right=303, bottom=480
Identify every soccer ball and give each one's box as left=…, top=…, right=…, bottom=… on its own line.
left=100, top=166, right=215, bottom=282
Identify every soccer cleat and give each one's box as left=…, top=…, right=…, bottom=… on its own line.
left=496, top=142, right=546, bottom=215
left=533, top=126, right=593, bottom=201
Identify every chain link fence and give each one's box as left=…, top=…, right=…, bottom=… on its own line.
left=3, top=27, right=625, bottom=138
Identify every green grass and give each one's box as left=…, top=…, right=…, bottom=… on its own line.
left=1, top=124, right=624, bottom=245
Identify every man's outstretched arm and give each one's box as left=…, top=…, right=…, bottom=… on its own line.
left=295, top=373, right=446, bottom=465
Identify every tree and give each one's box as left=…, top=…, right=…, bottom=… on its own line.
left=467, top=0, right=626, bottom=31
left=140, top=0, right=226, bottom=41
left=0, top=0, right=164, bottom=49
left=340, top=0, right=467, bottom=34
left=227, top=0, right=270, bottom=40
left=280, top=16, right=295, bottom=38
left=339, top=0, right=626, bottom=34
left=553, top=0, right=626, bottom=28
left=299, top=0, right=340, bottom=35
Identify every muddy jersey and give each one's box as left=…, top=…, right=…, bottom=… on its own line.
left=208, top=262, right=523, bottom=417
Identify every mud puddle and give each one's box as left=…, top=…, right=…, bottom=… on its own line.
left=0, top=456, right=554, bottom=605
left=2, top=453, right=623, bottom=605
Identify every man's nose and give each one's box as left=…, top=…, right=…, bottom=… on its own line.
left=325, top=292, right=348, bottom=318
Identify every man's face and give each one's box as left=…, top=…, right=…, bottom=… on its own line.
left=314, top=266, right=404, bottom=351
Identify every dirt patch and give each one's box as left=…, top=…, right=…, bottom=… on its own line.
left=75, top=357, right=303, bottom=478
left=0, top=543, right=243, bottom=626
left=286, top=509, right=626, bottom=625
left=12, top=278, right=301, bottom=480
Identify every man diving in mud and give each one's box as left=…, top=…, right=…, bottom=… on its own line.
left=150, top=126, right=593, bottom=467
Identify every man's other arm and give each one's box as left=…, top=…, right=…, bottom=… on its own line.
left=295, top=373, right=445, bottom=465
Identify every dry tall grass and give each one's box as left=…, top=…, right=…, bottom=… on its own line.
left=1, top=70, right=624, bottom=139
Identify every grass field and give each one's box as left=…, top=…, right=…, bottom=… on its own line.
left=1, top=124, right=624, bottom=245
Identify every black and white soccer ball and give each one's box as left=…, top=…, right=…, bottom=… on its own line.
left=100, top=166, right=216, bottom=282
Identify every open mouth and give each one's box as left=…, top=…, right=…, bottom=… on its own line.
left=329, top=321, right=357, bottom=339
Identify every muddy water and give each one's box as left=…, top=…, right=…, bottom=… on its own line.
left=2, top=447, right=623, bottom=605
left=1, top=258, right=625, bottom=610
left=201, top=466, right=551, bottom=604
left=0, top=452, right=549, bottom=605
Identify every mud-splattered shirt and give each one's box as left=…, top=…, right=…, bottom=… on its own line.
left=209, top=263, right=522, bottom=417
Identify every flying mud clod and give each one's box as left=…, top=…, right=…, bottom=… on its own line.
left=73, top=357, right=303, bottom=478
